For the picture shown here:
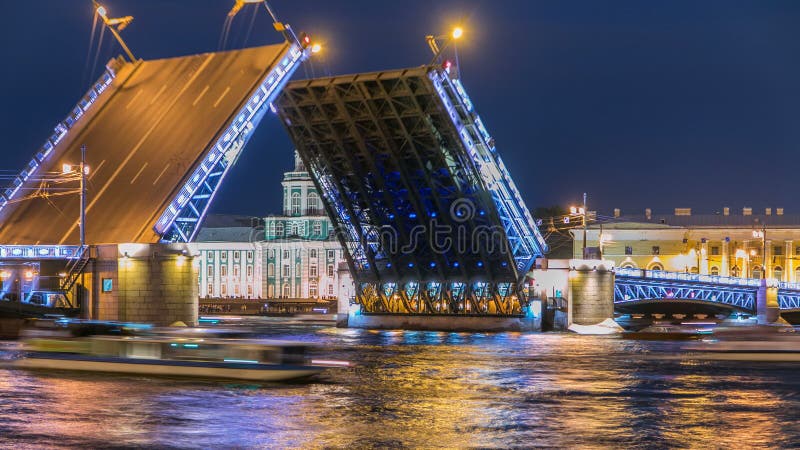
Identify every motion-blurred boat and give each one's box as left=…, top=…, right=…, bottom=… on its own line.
left=11, top=319, right=346, bottom=381
left=684, top=325, right=800, bottom=361
left=622, top=323, right=713, bottom=340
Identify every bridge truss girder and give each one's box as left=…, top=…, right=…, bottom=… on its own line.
left=614, top=277, right=755, bottom=312
left=358, top=281, right=522, bottom=316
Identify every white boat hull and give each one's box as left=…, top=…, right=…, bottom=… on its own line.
left=13, top=356, right=324, bottom=381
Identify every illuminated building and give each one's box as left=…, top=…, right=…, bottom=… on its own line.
left=193, top=152, right=352, bottom=301
left=575, top=207, right=800, bottom=282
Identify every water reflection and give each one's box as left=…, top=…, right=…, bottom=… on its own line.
left=2, top=324, right=800, bottom=448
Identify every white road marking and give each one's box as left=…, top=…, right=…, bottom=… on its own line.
left=58, top=53, right=217, bottom=245
left=89, top=159, right=107, bottom=180
left=192, top=85, right=211, bottom=107
left=125, top=90, right=143, bottom=110
left=152, top=163, right=171, bottom=186
left=149, top=84, right=168, bottom=105
left=130, top=162, right=148, bottom=184
left=213, top=86, right=231, bottom=108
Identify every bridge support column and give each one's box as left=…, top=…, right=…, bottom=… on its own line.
left=756, top=278, right=780, bottom=324
left=568, top=260, right=615, bottom=326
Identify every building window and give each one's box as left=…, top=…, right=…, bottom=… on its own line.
left=291, top=192, right=301, bottom=215
left=247, top=265, right=253, bottom=278
left=268, top=263, right=275, bottom=277
left=651, top=246, right=660, bottom=256
left=295, top=263, right=301, bottom=275
left=221, top=265, right=227, bottom=277
left=308, top=192, right=320, bottom=214
left=710, top=266, right=719, bottom=276
left=711, top=246, right=720, bottom=256
left=690, top=266, right=699, bottom=274
left=313, top=222, right=322, bottom=236
left=283, top=264, right=290, bottom=277
left=221, top=252, right=227, bottom=262
left=283, top=250, right=290, bottom=259
left=648, top=263, right=663, bottom=271
left=247, top=251, right=253, bottom=261
left=276, top=222, right=284, bottom=236
left=309, top=282, right=318, bottom=298
left=774, top=266, right=783, bottom=281
left=234, top=284, right=240, bottom=296
left=310, top=265, right=318, bottom=277
left=234, top=251, right=241, bottom=262
left=207, top=252, right=214, bottom=261
left=327, top=250, right=335, bottom=259
left=327, top=264, right=335, bottom=277
left=282, top=283, right=291, bottom=297
left=624, top=246, right=633, bottom=255
left=752, top=265, right=762, bottom=279
left=221, top=284, right=227, bottom=296
left=774, top=246, right=783, bottom=256
left=731, top=266, right=740, bottom=277
left=328, top=285, right=335, bottom=296
left=207, top=284, right=213, bottom=297
left=310, top=249, right=317, bottom=259
left=233, top=265, right=240, bottom=277
left=207, top=265, right=214, bottom=277
left=247, top=285, right=253, bottom=297
left=269, top=249, right=275, bottom=259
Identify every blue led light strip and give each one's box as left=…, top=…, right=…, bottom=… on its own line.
left=0, top=245, right=82, bottom=259
left=428, top=69, right=547, bottom=274
left=0, top=70, right=115, bottom=215
left=156, top=44, right=308, bottom=242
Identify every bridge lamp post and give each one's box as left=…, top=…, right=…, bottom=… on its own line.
left=62, top=146, right=90, bottom=248
left=426, top=27, right=464, bottom=66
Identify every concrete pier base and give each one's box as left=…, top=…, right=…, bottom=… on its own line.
left=87, top=244, right=199, bottom=326
left=569, top=261, right=615, bottom=326
left=346, top=311, right=541, bottom=332
left=756, top=278, right=781, bottom=324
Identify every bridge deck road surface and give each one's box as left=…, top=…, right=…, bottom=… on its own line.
left=0, top=43, right=286, bottom=245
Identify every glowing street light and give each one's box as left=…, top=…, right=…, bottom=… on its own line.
left=426, top=26, right=466, bottom=66
left=452, top=27, right=464, bottom=39
left=311, top=43, right=322, bottom=54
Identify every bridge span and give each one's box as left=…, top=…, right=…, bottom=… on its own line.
left=0, top=42, right=307, bottom=246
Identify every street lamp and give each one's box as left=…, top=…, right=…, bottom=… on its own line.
left=93, top=1, right=136, bottom=62
left=426, top=26, right=464, bottom=66
left=64, top=145, right=90, bottom=248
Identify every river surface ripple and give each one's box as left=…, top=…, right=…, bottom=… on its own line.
left=1, top=320, right=800, bottom=449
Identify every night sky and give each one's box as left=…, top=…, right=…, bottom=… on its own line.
left=2, top=1, right=799, bottom=218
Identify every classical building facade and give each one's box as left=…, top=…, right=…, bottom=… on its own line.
left=573, top=207, right=800, bottom=282
left=192, top=153, right=352, bottom=302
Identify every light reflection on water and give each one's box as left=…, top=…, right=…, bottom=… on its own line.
left=2, top=322, right=800, bottom=448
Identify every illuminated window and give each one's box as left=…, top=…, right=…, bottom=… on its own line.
left=774, top=266, right=783, bottom=281
left=283, top=249, right=290, bottom=259
left=247, top=251, right=253, bottom=261
left=308, top=192, right=319, bottom=213
left=310, top=265, right=318, bottom=277
left=690, top=266, right=699, bottom=274
left=310, top=249, right=317, bottom=259
left=234, top=251, right=241, bottom=262
left=221, top=284, right=227, bottom=296
left=651, top=246, right=660, bottom=256
left=234, top=284, right=240, bottom=296
left=313, top=222, right=322, bottom=236
left=276, top=222, right=284, bottom=236
left=221, top=265, right=227, bottom=277
left=291, top=192, right=301, bottom=215
left=247, top=265, right=253, bottom=278
left=731, top=266, right=741, bottom=277
left=221, top=251, right=227, bottom=262
left=207, top=284, right=213, bottom=296
left=207, top=252, right=214, bottom=261
left=247, top=285, right=253, bottom=297
left=328, top=285, right=334, bottom=296
left=327, top=264, right=334, bottom=277
left=648, top=263, right=663, bottom=271
left=711, top=246, right=720, bottom=256
left=752, top=265, right=762, bottom=279
left=207, top=265, right=214, bottom=277
left=624, top=246, right=633, bottom=255
left=710, top=266, right=719, bottom=276
left=282, top=283, right=290, bottom=297
left=309, top=282, right=318, bottom=298
left=327, top=250, right=335, bottom=259
left=283, top=264, right=290, bottom=277
left=268, top=263, right=275, bottom=277
left=233, top=266, right=240, bottom=277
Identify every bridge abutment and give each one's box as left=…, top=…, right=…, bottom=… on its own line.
left=85, top=244, right=198, bottom=326
left=756, top=279, right=780, bottom=324
left=569, top=261, right=616, bottom=326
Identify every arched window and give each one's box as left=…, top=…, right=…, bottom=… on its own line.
left=275, top=222, right=284, bottom=236
left=795, top=266, right=800, bottom=282
left=282, top=283, right=291, bottom=298
left=307, top=192, right=319, bottom=214
left=710, top=266, right=719, bottom=276
left=690, top=266, right=699, bottom=274
left=619, top=262, right=636, bottom=269
left=731, top=265, right=740, bottom=277
left=752, top=265, right=762, bottom=279
left=648, top=262, right=664, bottom=271
left=267, top=263, right=275, bottom=277
left=774, top=266, right=783, bottom=281
left=291, top=192, right=301, bottom=215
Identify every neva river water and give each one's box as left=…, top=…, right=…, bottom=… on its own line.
left=2, top=319, right=800, bottom=448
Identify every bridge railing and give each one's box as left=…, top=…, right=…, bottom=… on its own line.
left=615, top=267, right=762, bottom=287
left=0, top=61, right=119, bottom=215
